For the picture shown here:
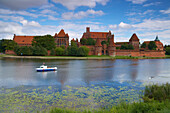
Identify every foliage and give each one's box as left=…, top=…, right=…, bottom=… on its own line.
left=80, top=38, right=96, bottom=45
left=120, top=43, right=134, bottom=50
left=80, top=38, right=87, bottom=45
left=148, top=41, right=157, bottom=50
left=60, top=45, right=65, bottom=49
left=144, top=83, right=170, bottom=102
left=165, top=47, right=170, bottom=55
left=141, top=43, right=146, bottom=48
left=66, top=41, right=78, bottom=56
left=18, top=46, right=33, bottom=56
left=55, top=47, right=64, bottom=56
left=0, top=39, right=17, bottom=52
left=116, top=47, right=120, bottom=50
left=101, top=41, right=107, bottom=45
left=50, top=49, right=55, bottom=56
left=31, top=46, right=48, bottom=56
left=32, top=35, right=56, bottom=50
left=77, top=46, right=89, bottom=56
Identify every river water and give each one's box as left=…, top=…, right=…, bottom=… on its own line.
left=0, top=58, right=170, bottom=112
left=0, top=58, right=170, bottom=87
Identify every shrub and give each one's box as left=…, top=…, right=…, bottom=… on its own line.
left=55, top=47, right=64, bottom=56
left=77, top=46, right=89, bottom=56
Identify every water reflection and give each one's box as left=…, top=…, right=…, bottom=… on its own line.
left=0, top=58, right=170, bottom=88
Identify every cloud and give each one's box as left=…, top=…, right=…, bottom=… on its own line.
left=40, top=9, right=58, bottom=15
left=160, top=8, right=170, bottom=14
left=52, top=0, right=109, bottom=10
left=143, top=2, right=161, bottom=7
left=126, top=0, right=147, bottom=4
left=20, top=20, right=41, bottom=27
left=119, top=22, right=132, bottom=29
left=62, top=9, right=104, bottom=19
left=0, top=8, right=37, bottom=18
left=0, top=0, right=48, bottom=10
left=0, top=15, right=24, bottom=22
left=109, top=25, right=117, bottom=29
left=0, top=21, right=22, bottom=34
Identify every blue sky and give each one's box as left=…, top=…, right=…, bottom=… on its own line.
left=0, top=0, right=170, bottom=44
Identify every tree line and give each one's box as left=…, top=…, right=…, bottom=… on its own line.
left=0, top=35, right=89, bottom=56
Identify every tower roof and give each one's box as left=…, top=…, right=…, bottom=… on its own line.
left=129, top=33, right=139, bottom=41
left=155, top=35, right=160, bottom=41
left=58, top=29, right=66, bottom=37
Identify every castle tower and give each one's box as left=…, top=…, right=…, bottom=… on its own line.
left=95, top=38, right=102, bottom=56
left=129, top=33, right=139, bottom=50
left=108, top=35, right=116, bottom=57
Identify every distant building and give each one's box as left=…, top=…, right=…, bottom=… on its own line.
left=13, top=29, right=69, bottom=48
left=143, top=36, right=164, bottom=51
left=54, top=29, right=69, bottom=48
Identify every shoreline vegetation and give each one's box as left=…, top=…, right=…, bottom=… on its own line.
left=49, top=83, right=170, bottom=113
left=1, top=54, right=170, bottom=59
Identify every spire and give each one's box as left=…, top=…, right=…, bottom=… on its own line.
left=95, top=38, right=102, bottom=46
left=155, top=35, right=160, bottom=41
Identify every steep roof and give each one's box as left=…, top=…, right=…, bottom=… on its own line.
left=13, top=35, right=34, bottom=45
left=90, top=32, right=109, bottom=39
left=129, top=33, right=139, bottom=41
left=58, top=29, right=66, bottom=37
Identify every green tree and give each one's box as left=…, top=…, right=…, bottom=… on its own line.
left=77, top=46, right=89, bottom=56
left=19, top=46, right=33, bottom=56
left=165, top=47, right=170, bottom=55
left=148, top=41, right=157, bottom=50
left=32, top=46, right=48, bottom=56
left=66, top=41, right=78, bottom=56
left=86, top=38, right=96, bottom=45
left=141, top=43, right=147, bottom=48
left=32, top=35, right=56, bottom=50
left=80, top=38, right=87, bottom=45
left=101, top=41, right=107, bottom=45
left=50, top=49, right=55, bottom=56
left=60, top=45, right=65, bottom=49
left=120, top=43, right=134, bottom=50
left=0, top=39, right=17, bottom=52
left=55, top=47, right=64, bottom=56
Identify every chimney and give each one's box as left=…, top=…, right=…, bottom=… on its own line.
left=86, top=27, right=90, bottom=33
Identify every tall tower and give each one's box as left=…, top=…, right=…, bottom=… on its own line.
left=129, top=33, right=139, bottom=50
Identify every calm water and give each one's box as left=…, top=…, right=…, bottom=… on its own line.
left=0, top=58, right=170, bottom=88
left=0, top=58, right=170, bottom=112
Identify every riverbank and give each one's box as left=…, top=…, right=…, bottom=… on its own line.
left=1, top=54, right=170, bottom=59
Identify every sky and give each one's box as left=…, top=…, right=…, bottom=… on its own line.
left=0, top=0, right=170, bottom=44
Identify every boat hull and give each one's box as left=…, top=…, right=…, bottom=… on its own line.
left=37, top=69, right=57, bottom=72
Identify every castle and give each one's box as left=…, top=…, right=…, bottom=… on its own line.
left=10, top=27, right=165, bottom=57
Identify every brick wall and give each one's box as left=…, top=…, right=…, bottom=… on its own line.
left=5, top=50, right=16, bottom=55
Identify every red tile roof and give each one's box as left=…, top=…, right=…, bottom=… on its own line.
left=58, top=29, right=66, bottom=37
left=129, top=33, right=139, bottom=41
left=90, top=32, right=109, bottom=39
left=13, top=35, right=35, bottom=45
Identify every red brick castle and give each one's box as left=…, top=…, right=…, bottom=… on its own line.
left=11, top=27, right=165, bottom=57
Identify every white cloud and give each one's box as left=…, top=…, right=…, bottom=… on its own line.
left=20, top=20, right=41, bottom=27
left=119, top=22, right=132, bottom=29
left=0, top=0, right=48, bottom=10
left=143, top=2, right=161, bottom=7
left=40, top=9, right=58, bottom=15
left=109, top=25, right=117, bottom=29
left=0, top=15, right=24, bottom=22
left=0, top=21, right=22, bottom=34
left=0, top=8, right=37, bottom=18
left=52, top=0, right=109, bottom=10
left=126, top=0, right=147, bottom=4
left=62, top=9, right=104, bottom=19
left=160, top=8, right=170, bottom=14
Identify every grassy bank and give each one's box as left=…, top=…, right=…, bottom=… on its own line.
left=49, top=83, right=170, bottom=113
left=1, top=54, right=169, bottom=59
